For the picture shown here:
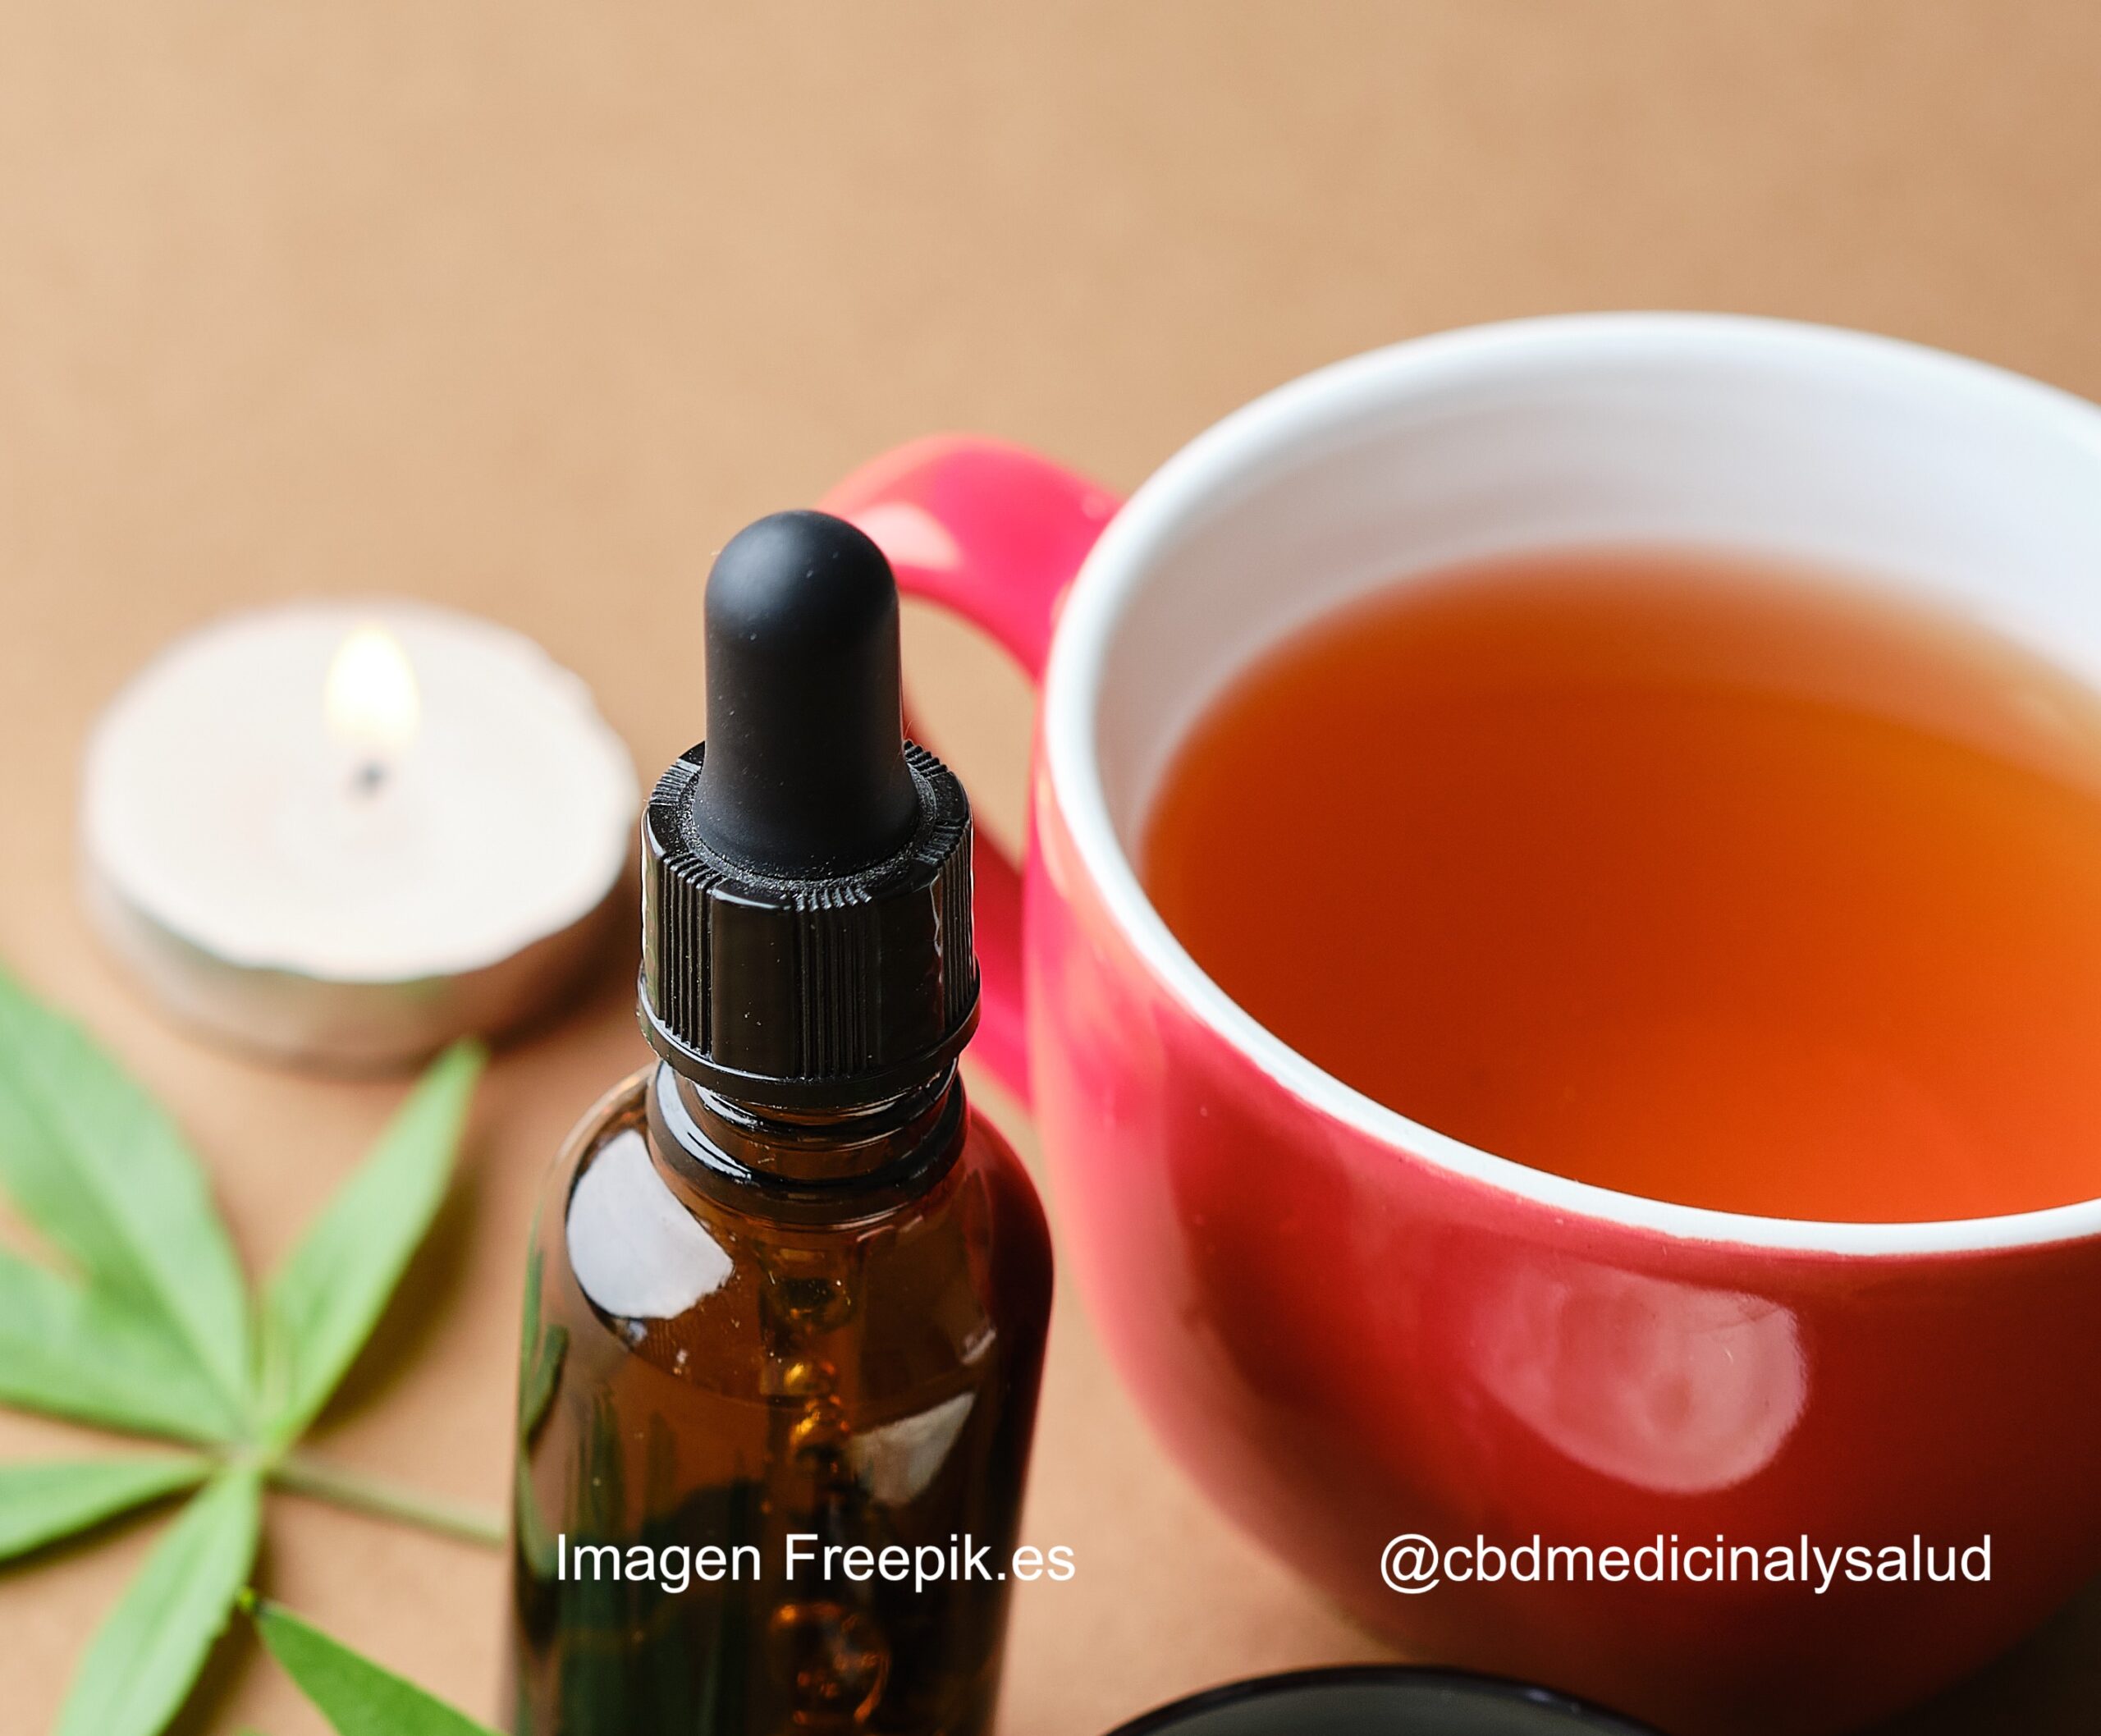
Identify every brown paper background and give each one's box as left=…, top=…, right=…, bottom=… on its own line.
left=3, top=3, right=2099, bottom=1729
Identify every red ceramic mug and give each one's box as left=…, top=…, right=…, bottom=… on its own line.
left=823, top=315, right=2101, bottom=1736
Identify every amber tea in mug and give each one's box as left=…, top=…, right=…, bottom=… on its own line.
left=1142, top=550, right=2101, bottom=1222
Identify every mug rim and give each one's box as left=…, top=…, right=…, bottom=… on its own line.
left=1041, top=310, right=2101, bottom=1257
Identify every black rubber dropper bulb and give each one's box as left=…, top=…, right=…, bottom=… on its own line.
left=639, top=510, right=980, bottom=1110
left=691, top=511, right=923, bottom=875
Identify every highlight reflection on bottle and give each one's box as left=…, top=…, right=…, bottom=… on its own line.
left=507, top=513, right=1053, bottom=1735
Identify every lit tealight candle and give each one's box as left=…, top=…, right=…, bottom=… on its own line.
left=81, top=600, right=640, bottom=1069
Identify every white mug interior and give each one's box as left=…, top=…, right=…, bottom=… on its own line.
left=1041, top=312, right=2101, bottom=1254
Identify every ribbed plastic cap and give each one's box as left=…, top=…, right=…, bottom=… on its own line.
left=639, top=511, right=978, bottom=1108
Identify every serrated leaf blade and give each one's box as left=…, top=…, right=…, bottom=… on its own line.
left=249, top=1597, right=500, bottom=1736
left=0, top=1250, right=243, bottom=1443
left=0, top=964, right=251, bottom=1415
left=53, top=1468, right=262, bottom=1736
left=260, top=1042, right=485, bottom=1444
left=0, top=1452, right=210, bottom=1561
left=515, top=1248, right=566, bottom=1443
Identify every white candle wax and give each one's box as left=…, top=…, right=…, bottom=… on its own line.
left=81, top=599, right=640, bottom=1069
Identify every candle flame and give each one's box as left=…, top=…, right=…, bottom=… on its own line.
left=324, top=624, right=420, bottom=781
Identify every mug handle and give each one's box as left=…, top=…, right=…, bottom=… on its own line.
left=822, top=435, right=1120, bottom=1106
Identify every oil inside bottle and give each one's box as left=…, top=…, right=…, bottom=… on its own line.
left=508, top=1064, right=1051, bottom=1735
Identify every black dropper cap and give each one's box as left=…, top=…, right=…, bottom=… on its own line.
left=639, top=511, right=978, bottom=1109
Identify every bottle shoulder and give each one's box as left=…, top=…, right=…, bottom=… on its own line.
left=953, top=1099, right=1055, bottom=1311
left=531, top=1066, right=1050, bottom=1406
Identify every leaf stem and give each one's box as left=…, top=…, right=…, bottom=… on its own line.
left=268, top=1450, right=506, bottom=1550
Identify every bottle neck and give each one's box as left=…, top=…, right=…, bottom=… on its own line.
left=645, top=1059, right=966, bottom=1222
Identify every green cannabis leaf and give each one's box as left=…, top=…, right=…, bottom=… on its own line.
left=0, top=1250, right=241, bottom=1441
left=259, top=1041, right=484, bottom=1447
left=0, top=960, right=497, bottom=1736
left=510, top=1249, right=568, bottom=1582
left=515, top=1248, right=568, bottom=1446
left=0, top=969, right=253, bottom=1416
left=56, top=1471, right=263, bottom=1736
left=0, top=1453, right=209, bottom=1561
left=245, top=1595, right=502, bottom=1736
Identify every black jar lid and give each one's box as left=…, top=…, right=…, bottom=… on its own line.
left=1103, top=1667, right=1659, bottom=1736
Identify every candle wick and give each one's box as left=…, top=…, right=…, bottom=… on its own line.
left=351, top=758, right=391, bottom=796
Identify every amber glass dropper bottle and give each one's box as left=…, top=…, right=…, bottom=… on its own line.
left=508, top=511, right=1054, bottom=1736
